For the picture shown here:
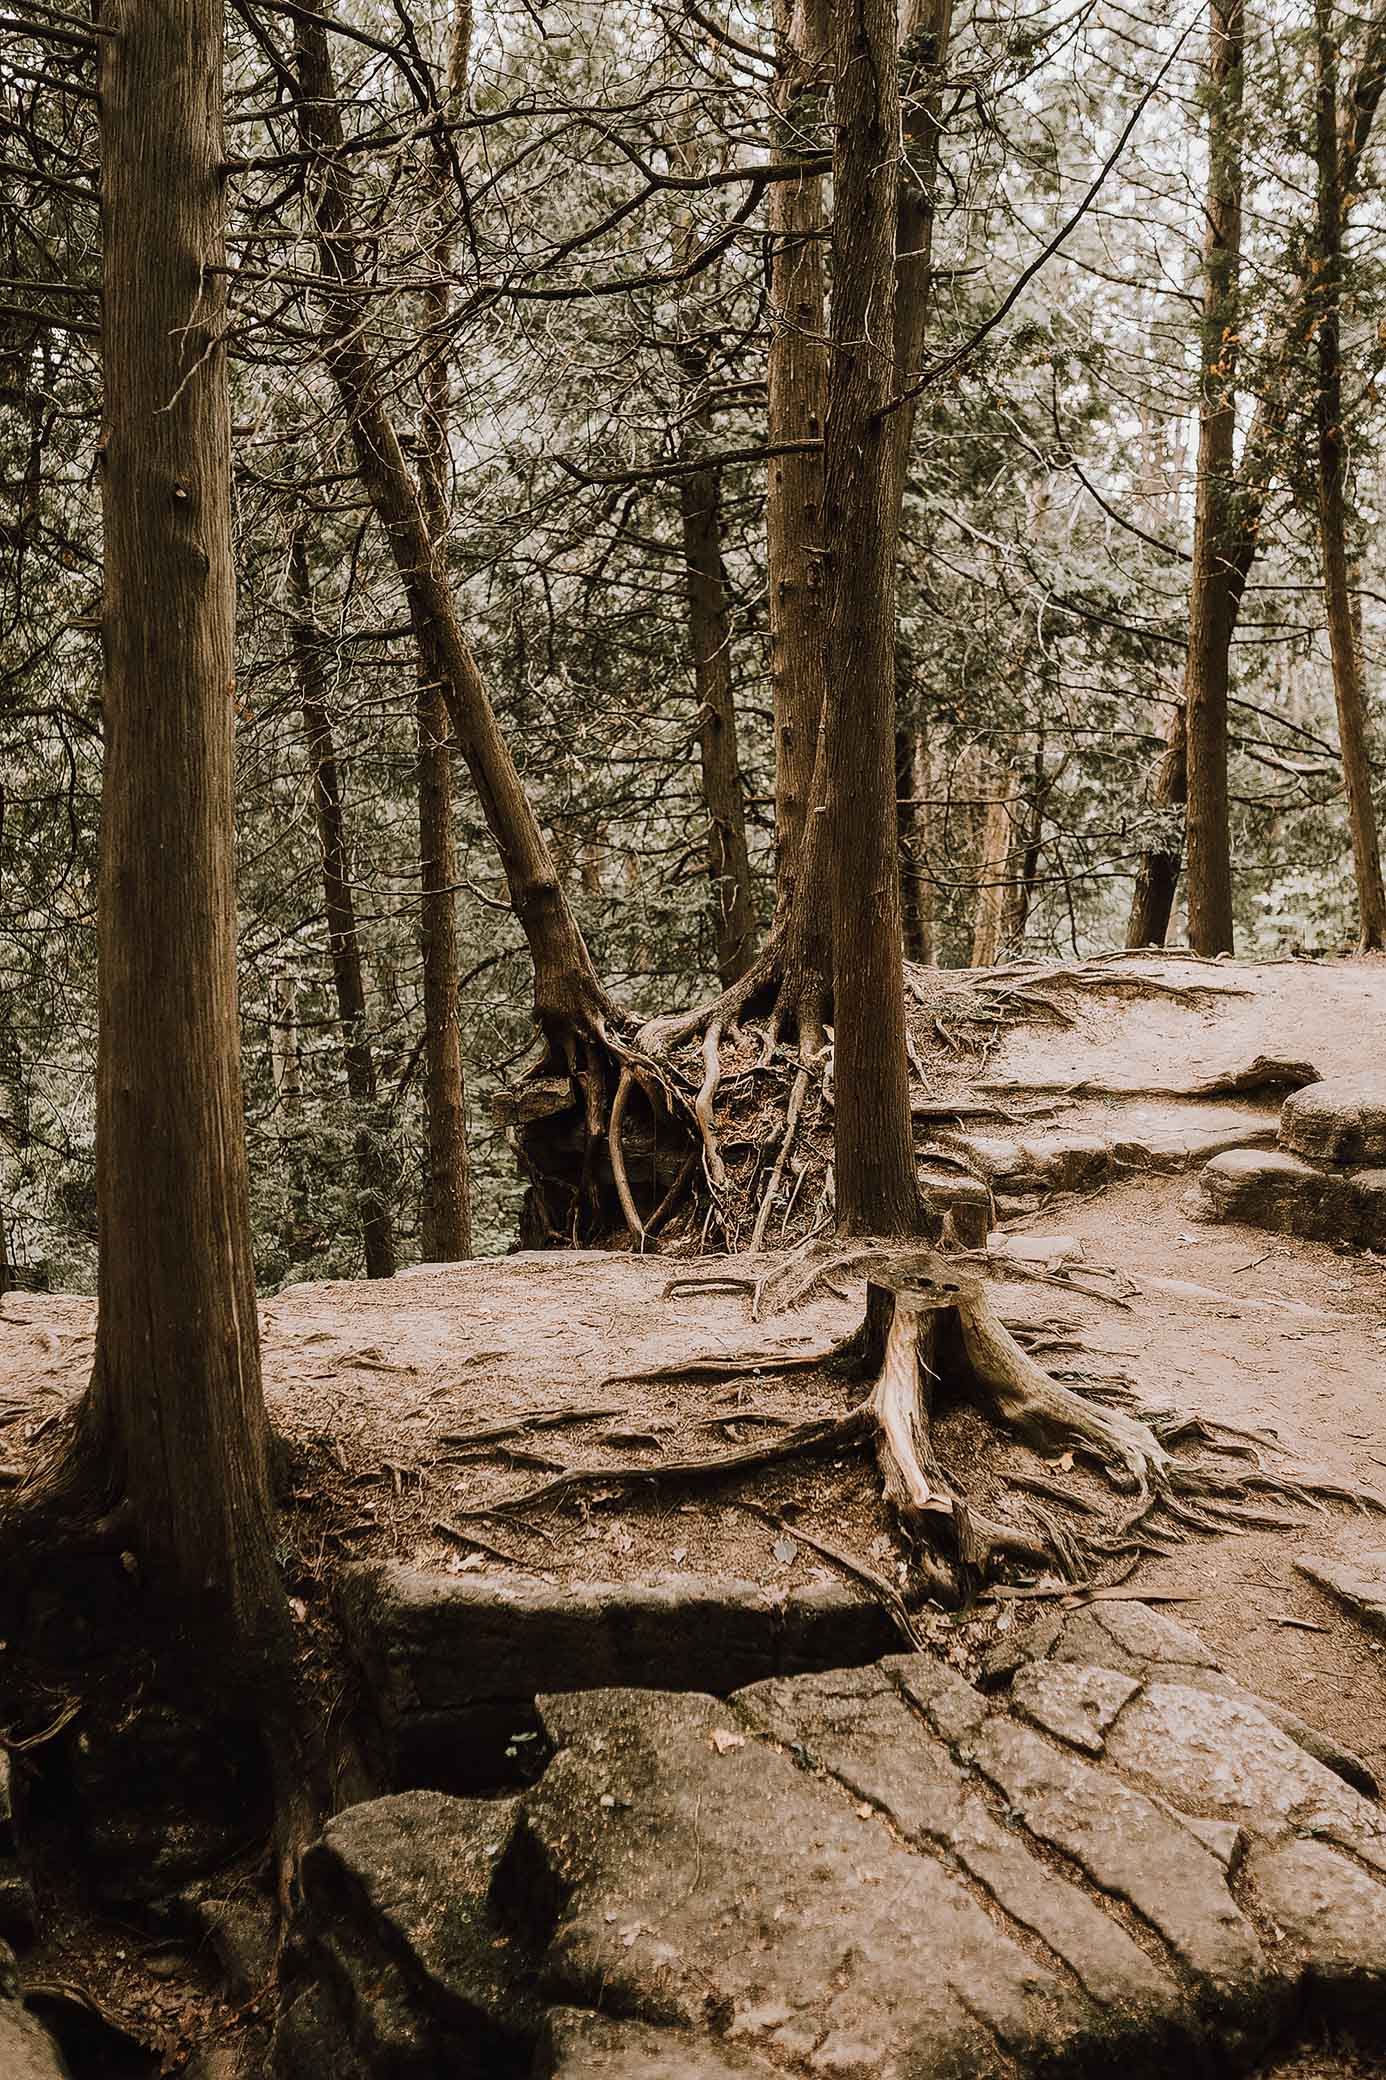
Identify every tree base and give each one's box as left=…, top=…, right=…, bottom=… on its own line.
left=449, top=1251, right=1381, bottom=1609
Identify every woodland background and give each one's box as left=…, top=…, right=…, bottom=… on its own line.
left=2, top=0, right=1382, bottom=1283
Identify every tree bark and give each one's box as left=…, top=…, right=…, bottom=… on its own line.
left=824, top=0, right=919, bottom=1237
left=766, top=0, right=831, bottom=917
left=289, top=529, right=397, bottom=1280
left=415, top=3, right=474, bottom=1258
left=896, top=727, right=934, bottom=962
left=676, top=361, right=757, bottom=987
left=1126, top=697, right=1187, bottom=947
left=1315, top=0, right=1386, bottom=950
left=1183, top=0, right=1243, bottom=957
left=0, top=0, right=299, bottom=1842
left=970, top=764, right=1017, bottom=968
left=293, top=1, right=617, bottom=1063
left=884, top=0, right=953, bottom=516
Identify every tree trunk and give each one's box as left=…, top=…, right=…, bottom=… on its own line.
left=970, top=765, right=1017, bottom=968
left=677, top=362, right=757, bottom=986
left=415, top=4, right=474, bottom=1259
left=1002, top=739, right=1047, bottom=949
left=824, top=0, right=919, bottom=1237
left=1315, top=0, right=1386, bottom=951
left=1126, top=697, right=1187, bottom=947
left=1183, top=0, right=1243, bottom=957
left=896, top=727, right=934, bottom=963
left=288, top=530, right=397, bottom=1279
left=0, top=0, right=299, bottom=1883
left=293, top=2, right=617, bottom=1063
left=766, top=0, right=831, bottom=917
left=884, top=0, right=953, bottom=515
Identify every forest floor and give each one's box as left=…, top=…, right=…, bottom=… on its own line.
left=4, top=953, right=1386, bottom=1787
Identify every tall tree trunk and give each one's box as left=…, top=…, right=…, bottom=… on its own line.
left=766, top=0, right=831, bottom=917
left=293, top=2, right=617, bottom=1067
left=415, top=3, right=474, bottom=1259
left=1126, top=697, right=1187, bottom=946
left=824, top=0, right=919, bottom=1236
left=1315, top=0, right=1386, bottom=950
left=1183, top=0, right=1243, bottom=957
left=677, top=359, right=757, bottom=986
left=0, top=0, right=298, bottom=1875
left=289, top=530, right=397, bottom=1280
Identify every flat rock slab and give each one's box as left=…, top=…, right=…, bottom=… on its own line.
left=278, top=1605, right=1386, bottom=2078
left=1280, top=1075, right=1386, bottom=1165
left=337, top=1564, right=898, bottom=1788
left=1195, top=1146, right=1386, bottom=1247
left=1297, top=1550, right=1386, bottom=1639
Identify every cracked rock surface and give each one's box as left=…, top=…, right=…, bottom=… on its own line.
left=274, top=1605, right=1386, bottom=2078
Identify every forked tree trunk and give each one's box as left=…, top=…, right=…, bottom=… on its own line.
left=289, top=530, right=397, bottom=1280
left=676, top=364, right=757, bottom=986
left=415, top=4, right=474, bottom=1259
left=1183, top=0, right=1243, bottom=957
left=1315, top=0, right=1386, bottom=951
left=766, top=0, right=831, bottom=918
left=823, top=0, right=919, bottom=1236
left=1126, top=697, right=1187, bottom=947
left=294, top=2, right=617, bottom=1063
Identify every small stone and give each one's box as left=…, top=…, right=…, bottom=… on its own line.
left=1280, top=1075, right=1386, bottom=1166
left=1010, top=1661, right=1141, bottom=1755
left=1298, top=1552, right=1386, bottom=1641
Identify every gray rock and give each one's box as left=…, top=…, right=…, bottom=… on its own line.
left=917, top=1168, right=991, bottom=1248
left=537, top=2008, right=781, bottom=2077
left=1050, top=1599, right=1220, bottom=1673
left=184, top=1893, right=275, bottom=2004
left=1045, top=1603, right=1376, bottom=1795
left=1242, top=1836, right=1386, bottom=2038
left=970, top=1714, right=1272, bottom=2035
left=1199, top=1145, right=1386, bottom=1245
left=283, top=1789, right=542, bottom=2077
left=338, top=1565, right=896, bottom=1787
left=1008, top=1660, right=1141, bottom=1754
left=1103, top=1682, right=1386, bottom=1876
left=523, top=1684, right=1089, bottom=2074
left=0, top=1944, right=71, bottom=2080
left=1298, top=1550, right=1386, bottom=1640
left=1280, top=1076, right=1386, bottom=1165
left=0, top=1860, right=34, bottom=1945
left=733, top=1662, right=1185, bottom=2038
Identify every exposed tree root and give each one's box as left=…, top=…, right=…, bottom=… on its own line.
left=456, top=1256, right=1386, bottom=1607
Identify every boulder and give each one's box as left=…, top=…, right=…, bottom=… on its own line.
left=0, top=1943, right=71, bottom=2080
left=1195, top=1147, right=1386, bottom=1248
left=1280, top=1075, right=1386, bottom=1165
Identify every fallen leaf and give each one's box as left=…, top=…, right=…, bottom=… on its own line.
left=773, top=1536, right=798, bottom=1564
